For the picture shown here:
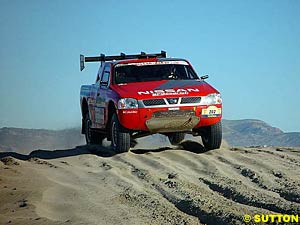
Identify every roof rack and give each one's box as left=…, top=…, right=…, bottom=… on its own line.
left=80, top=51, right=166, bottom=71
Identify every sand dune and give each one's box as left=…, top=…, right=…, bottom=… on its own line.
left=1, top=137, right=300, bottom=225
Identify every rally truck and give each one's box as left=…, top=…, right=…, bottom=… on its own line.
left=80, top=51, right=222, bottom=153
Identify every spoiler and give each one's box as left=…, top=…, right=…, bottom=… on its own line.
left=80, top=51, right=167, bottom=71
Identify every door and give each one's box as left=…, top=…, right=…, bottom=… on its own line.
left=95, top=64, right=110, bottom=128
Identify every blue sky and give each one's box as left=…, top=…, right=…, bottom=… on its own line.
left=0, top=0, right=299, bottom=132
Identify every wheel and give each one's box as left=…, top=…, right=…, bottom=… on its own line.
left=168, top=132, right=185, bottom=145
left=84, top=113, right=105, bottom=145
left=110, top=113, right=130, bottom=153
left=201, top=121, right=222, bottom=150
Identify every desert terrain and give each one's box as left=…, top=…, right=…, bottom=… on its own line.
left=1, top=135, right=300, bottom=225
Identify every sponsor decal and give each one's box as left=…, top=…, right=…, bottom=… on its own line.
left=96, top=97, right=106, bottom=107
left=168, top=107, right=180, bottom=111
left=115, top=61, right=188, bottom=67
left=138, top=88, right=200, bottom=96
left=201, top=106, right=222, bottom=118
left=95, top=108, right=104, bottom=123
left=122, top=110, right=138, bottom=114
left=88, top=98, right=96, bottom=105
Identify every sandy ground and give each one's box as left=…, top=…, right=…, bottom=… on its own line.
left=1, top=136, right=300, bottom=225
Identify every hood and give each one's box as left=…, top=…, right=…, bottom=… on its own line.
left=111, top=80, right=219, bottom=100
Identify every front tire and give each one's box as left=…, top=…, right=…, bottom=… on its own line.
left=201, top=122, right=222, bottom=150
left=110, top=113, right=130, bottom=153
left=168, top=132, right=185, bottom=145
left=84, top=113, right=105, bottom=145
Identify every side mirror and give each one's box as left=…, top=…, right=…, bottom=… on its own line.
left=100, top=81, right=108, bottom=86
left=201, top=75, right=209, bottom=80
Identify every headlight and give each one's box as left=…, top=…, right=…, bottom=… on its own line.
left=200, top=93, right=222, bottom=105
left=118, top=98, right=138, bottom=109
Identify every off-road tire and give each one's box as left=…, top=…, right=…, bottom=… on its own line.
left=201, top=121, right=222, bottom=150
left=168, top=132, right=185, bottom=145
left=110, top=113, right=130, bottom=153
left=84, top=113, right=105, bottom=145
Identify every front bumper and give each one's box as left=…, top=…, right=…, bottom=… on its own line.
left=118, top=104, right=222, bottom=132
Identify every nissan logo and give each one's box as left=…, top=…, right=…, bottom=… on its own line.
left=168, top=98, right=178, bottom=104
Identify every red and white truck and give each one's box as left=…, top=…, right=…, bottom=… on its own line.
left=80, top=51, right=222, bottom=152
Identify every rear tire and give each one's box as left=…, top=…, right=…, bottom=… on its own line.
left=84, top=113, right=105, bottom=145
left=168, top=132, right=185, bottom=145
left=110, top=113, right=130, bottom=153
left=201, top=121, right=222, bottom=150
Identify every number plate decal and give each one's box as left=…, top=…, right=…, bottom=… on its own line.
left=202, top=106, right=222, bottom=118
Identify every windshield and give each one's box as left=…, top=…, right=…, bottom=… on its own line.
left=114, top=62, right=198, bottom=84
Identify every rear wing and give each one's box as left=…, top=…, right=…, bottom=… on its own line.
left=80, top=51, right=167, bottom=71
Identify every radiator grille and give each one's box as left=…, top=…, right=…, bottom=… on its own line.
left=142, top=97, right=202, bottom=107
left=143, top=99, right=166, bottom=106
left=181, top=97, right=202, bottom=104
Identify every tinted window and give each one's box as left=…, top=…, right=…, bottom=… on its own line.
left=114, top=64, right=198, bottom=84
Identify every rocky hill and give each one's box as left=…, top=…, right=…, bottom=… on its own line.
left=222, top=119, right=300, bottom=147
